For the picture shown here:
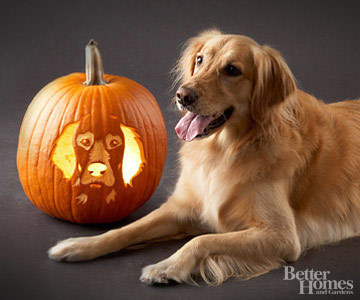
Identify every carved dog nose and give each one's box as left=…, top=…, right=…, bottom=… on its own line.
left=88, top=162, right=107, bottom=177
left=176, top=86, right=198, bottom=106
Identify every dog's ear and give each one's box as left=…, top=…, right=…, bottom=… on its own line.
left=173, top=29, right=222, bottom=85
left=119, top=124, right=145, bottom=187
left=51, top=121, right=80, bottom=179
left=251, top=46, right=296, bottom=123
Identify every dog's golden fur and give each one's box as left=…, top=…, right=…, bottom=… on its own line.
left=48, top=29, right=360, bottom=285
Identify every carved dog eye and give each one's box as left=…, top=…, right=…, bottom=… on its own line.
left=110, top=139, right=119, bottom=147
left=80, top=138, right=90, bottom=147
left=106, top=134, right=122, bottom=149
left=76, top=132, right=94, bottom=150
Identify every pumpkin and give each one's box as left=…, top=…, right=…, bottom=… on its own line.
left=17, top=40, right=167, bottom=223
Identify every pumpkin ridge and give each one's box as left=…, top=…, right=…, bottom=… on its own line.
left=25, top=83, right=78, bottom=216
left=104, top=85, right=138, bottom=220
left=54, top=86, right=85, bottom=222
left=20, top=80, right=70, bottom=212
left=69, top=86, right=93, bottom=223
left=38, top=85, right=80, bottom=220
left=107, top=84, right=139, bottom=215
left=97, top=86, right=111, bottom=222
left=70, top=86, right=95, bottom=222
left=43, top=85, right=81, bottom=221
left=135, top=83, right=167, bottom=204
left=18, top=80, right=60, bottom=214
left=125, top=92, right=148, bottom=213
left=140, top=86, right=167, bottom=193
left=125, top=86, right=157, bottom=209
left=81, top=87, right=97, bottom=222
left=93, top=87, right=107, bottom=223
left=137, top=87, right=167, bottom=194
left=126, top=84, right=158, bottom=204
left=119, top=84, right=148, bottom=212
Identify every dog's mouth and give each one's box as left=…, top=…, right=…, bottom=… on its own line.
left=175, top=107, right=234, bottom=142
left=89, top=183, right=102, bottom=189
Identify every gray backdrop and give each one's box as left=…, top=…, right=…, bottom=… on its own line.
left=1, top=0, right=359, bottom=299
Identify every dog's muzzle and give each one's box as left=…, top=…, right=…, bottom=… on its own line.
left=88, top=162, right=107, bottom=177
left=176, top=86, right=198, bottom=107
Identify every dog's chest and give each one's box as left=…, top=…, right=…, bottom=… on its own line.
left=190, top=158, right=231, bottom=231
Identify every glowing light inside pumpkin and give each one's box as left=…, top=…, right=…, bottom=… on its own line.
left=120, top=124, right=145, bottom=186
left=51, top=121, right=145, bottom=186
left=51, top=122, right=79, bottom=179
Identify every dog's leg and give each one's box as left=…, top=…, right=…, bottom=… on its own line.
left=48, top=202, right=191, bottom=262
left=140, top=227, right=300, bottom=285
left=140, top=182, right=301, bottom=284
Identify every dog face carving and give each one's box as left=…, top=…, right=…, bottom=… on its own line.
left=51, top=114, right=145, bottom=205
left=74, top=114, right=124, bottom=188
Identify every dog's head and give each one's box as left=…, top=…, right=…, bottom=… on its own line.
left=174, top=29, right=296, bottom=141
left=51, top=114, right=144, bottom=204
left=73, top=114, right=125, bottom=189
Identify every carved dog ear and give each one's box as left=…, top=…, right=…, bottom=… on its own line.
left=173, top=29, right=222, bottom=85
left=51, top=122, right=80, bottom=179
left=251, top=46, right=296, bottom=123
left=119, top=124, right=145, bottom=186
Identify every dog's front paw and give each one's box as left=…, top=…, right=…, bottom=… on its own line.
left=140, top=257, right=195, bottom=285
left=48, top=237, right=99, bottom=262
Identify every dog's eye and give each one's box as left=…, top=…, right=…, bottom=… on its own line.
left=110, top=139, right=119, bottom=148
left=80, top=138, right=90, bottom=147
left=76, top=132, right=94, bottom=150
left=225, top=65, right=242, bottom=76
left=106, top=134, right=122, bottom=150
left=196, top=56, right=203, bottom=65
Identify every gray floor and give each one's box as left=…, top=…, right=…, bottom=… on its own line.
left=1, top=0, right=360, bottom=299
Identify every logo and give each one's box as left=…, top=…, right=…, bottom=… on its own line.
left=283, top=266, right=354, bottom=295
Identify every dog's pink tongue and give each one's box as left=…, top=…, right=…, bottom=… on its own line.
left=175, top=112, right=214, bottom=142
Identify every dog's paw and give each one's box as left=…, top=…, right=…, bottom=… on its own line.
left=48, top=237, right=98, bottom=262
left=140, top=257, right=195, bottom=285
left=140, top=260, right=177, bottom=284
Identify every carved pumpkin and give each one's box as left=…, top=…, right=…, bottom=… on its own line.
left=17, top=40, right=167, bottom=223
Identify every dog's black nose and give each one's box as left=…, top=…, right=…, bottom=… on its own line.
left=176, top=87, right=198, bottom=106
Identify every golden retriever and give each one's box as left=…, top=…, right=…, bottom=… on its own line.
left=48, top=29, right=360, bottom=285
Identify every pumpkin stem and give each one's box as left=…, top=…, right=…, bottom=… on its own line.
left=83, top=39, right=109, bottom=85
